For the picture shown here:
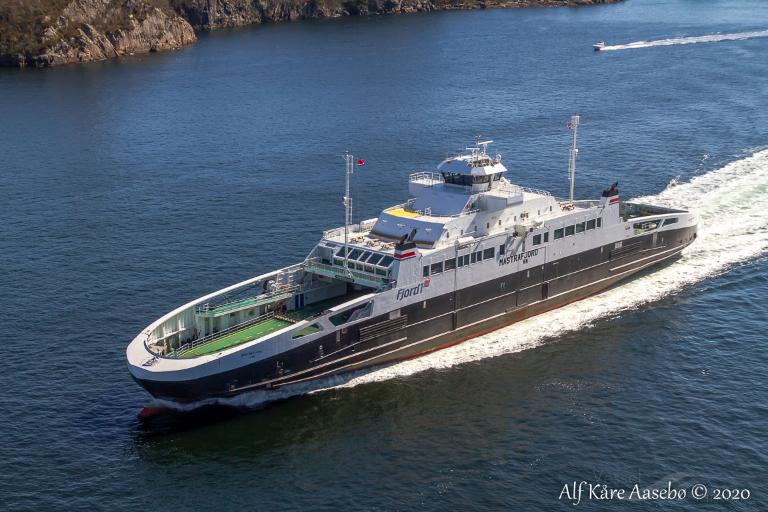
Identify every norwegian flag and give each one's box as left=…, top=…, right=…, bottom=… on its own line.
left=357, top=159, right=365, bottom=167
left=565, top=122, right=572, bottom=130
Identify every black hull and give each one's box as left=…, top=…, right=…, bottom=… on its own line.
left=135, top=226, right=697, bottom=403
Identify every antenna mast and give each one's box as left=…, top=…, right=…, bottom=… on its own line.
left=343, top=151, right=354, bottom=273
left=568, top=114, right=581, bottom=203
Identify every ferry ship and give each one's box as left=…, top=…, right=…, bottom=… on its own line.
left=127, top=118, right=697, bottom=403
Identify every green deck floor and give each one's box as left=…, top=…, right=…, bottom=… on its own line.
left=181, top=318, right=294, bottom=357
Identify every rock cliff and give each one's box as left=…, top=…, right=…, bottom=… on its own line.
left=0, top=0, right=196, bottom=67
left=0, top=0, right=620, bottom=67
left=174, top=0, right=619, bottom=30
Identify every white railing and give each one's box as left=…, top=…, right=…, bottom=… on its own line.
left=409, top=171, right=444, bottom=186
left=496, top=181, right=552, bottom=198
left=168, top=311, right=278, bottom=358
left=322, top=218, right=378, bottom=239
left=195, top=284, right=299, bottom=316
left=304, top=258, right=391, bottom=289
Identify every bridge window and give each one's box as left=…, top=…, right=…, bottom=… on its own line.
left=575, top=222, right=585, bottom=233
left=367, top=253, right=383, bottom=265
left=472, top=175, right=491, bottom=184
left=348, top=248, right=362, bottom=260
left=380, top=256, right=394, bottom=267
left=431, top=262, right=444, bottom=274
left=532, top=234, right=542, bottom=245
left=441, top=172, right=473, bottom=187
left=586, top=219, right=596, bottom=230
left=565, top=225, right=575, bottom=236
left=554, top=228, right=564, bottom=239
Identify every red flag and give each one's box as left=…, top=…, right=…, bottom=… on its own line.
left=357, top=159, right=365, bottom=166
left=565, top=122, right=572, bottom=129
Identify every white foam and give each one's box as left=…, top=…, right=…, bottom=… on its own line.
left=165, top=149, right=768, bottom=410
left=599, top=30, right=768, bottom=51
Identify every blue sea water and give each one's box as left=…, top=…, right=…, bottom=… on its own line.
left=1, top=0, right=768, bottom=509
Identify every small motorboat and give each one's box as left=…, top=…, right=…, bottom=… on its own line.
left=593, top=41, right=606, bottom=51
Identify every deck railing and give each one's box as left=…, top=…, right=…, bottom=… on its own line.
left=195, top=285, right=299, bottom=316
left=409, top=171, right=444, bottom=186
left=167, top=311, right=280, bottom=358
left=304, top=258, right=391, bottom=289
left=322, top=218, right=378, bottom=239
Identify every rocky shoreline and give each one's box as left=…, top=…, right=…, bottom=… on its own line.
left=0, top=0, right=621, bottom=67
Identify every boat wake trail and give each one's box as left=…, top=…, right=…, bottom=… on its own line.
left=162, top=149, right=768, bottom=411
left=600, top=30, right=768, bottom=51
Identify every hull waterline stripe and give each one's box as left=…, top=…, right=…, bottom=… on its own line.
left=230, top=244, right=687, bottom=393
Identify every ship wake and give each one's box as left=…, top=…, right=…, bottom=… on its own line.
left=160, top=149, right=768, bottom=411
left=599, top=30, right=768, bottom=51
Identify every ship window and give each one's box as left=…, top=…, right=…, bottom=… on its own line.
left=597, top=217, right=602, bottom=228
left=586, top=219, right=596, bottom=230
left=364, top=265, right=374, bottom=273
left=423, top=265, right=430, bottom=277
left=330, top=302, right=372, bottom=326
left=472, top=175, right=491, bottom=184
left=493, top=173, right=501, bottom=181
left=544, top=232, right=549, bottom=243
left=292, top=323, right=322, bottom=339
left=565, top=225, right=575, bottom=236
left=532, top=234, right=542, bottom=245
left=471, top=252, right=477, bottom=264
left=441, top=172, right=473, bottom=187
left=575, top=222, right=585, bottom=233
left=458, top=255, right=466, bottom=267
left=336, top=247, right=349, bottom=257
left=486, top=222, right=490, bottom=229
left=348, top=249, right=362, bottom=260
left=444, top=258, right=456, bottom=271
left=367, top=253, right=383, bottom=265
left=458, top=254, right=470, bottom=267
left=333, top=258, right=344, bottom=266
left=375, top=268, right=387, bottom=276
left=663, top=217, right=679, bottom=226
left=554, top=228, right=564, bottom=239
left=431, top=262, right=444, bottom=274
left=357, top=251, right=372, bottom=261
left=499, top=244, right=505, bottom=255
left=380, top=256, right=394, bottom=267
left=483, top=248, right=495, bottom=260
